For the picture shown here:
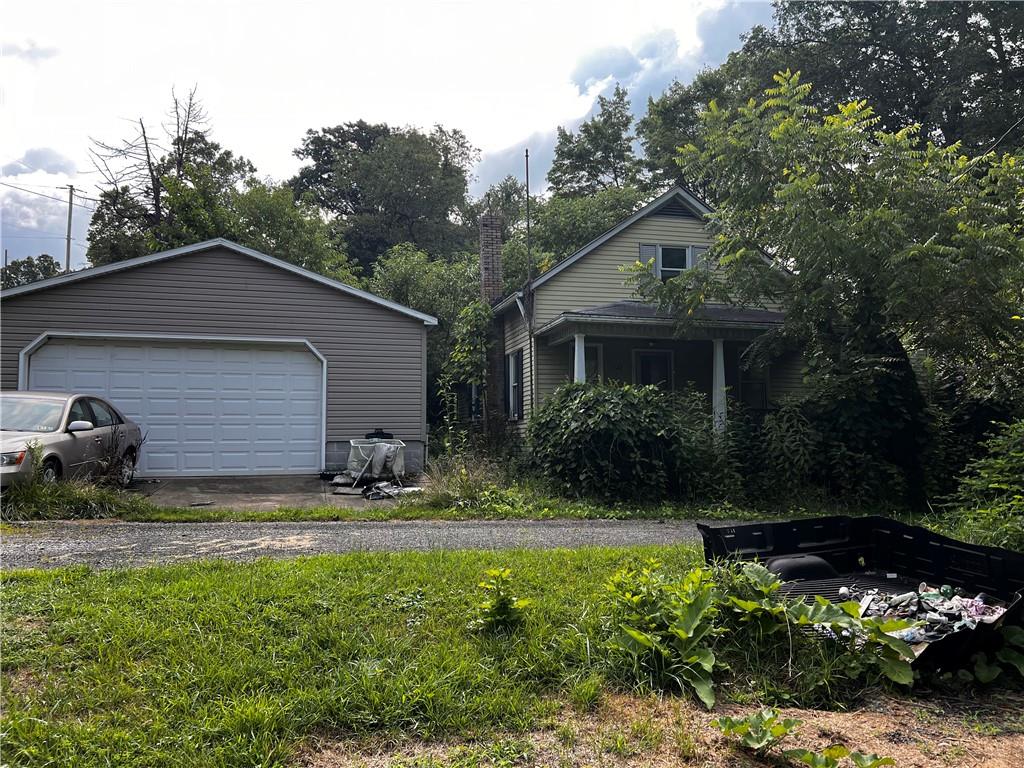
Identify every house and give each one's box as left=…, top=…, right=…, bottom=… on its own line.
left=481, top=187, right=804, bottom=432
left=0, top=239, right=436, bottom=476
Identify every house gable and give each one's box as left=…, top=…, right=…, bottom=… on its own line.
left=531, top=189, right=714, bottom=327
left=2, top=238, right=438, bottom=326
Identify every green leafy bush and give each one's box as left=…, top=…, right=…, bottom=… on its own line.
left=944, top=419, right=1024, bottom=550
left=712, top=708, right=802, bottom=754
left=469, top=568, right=532, bottom=633
left=527, top=383, right=723, bottom=502
left=605, top=559, right=720, bottom=707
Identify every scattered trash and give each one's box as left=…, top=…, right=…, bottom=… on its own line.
left=362, top=482, right=422, bottom=500
left=852, top=583, right=1007, bottom=651
left=189, top=500, right=214, bottom=507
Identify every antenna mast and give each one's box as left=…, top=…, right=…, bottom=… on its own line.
left=524, top=149, right=532, bottom=283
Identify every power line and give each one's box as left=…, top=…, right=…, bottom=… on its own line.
left=0, top=180, right=101, bottom=203
left=0, top=181, right=98, bottom=210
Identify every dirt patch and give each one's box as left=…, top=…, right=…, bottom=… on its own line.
left=297, top=691, right=1023, bottom=768
left=1, top=666, right=44, bottom=700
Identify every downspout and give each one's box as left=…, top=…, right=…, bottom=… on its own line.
left=515, top=290, right=536, bottom=420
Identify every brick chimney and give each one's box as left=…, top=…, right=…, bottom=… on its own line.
left=479, top=213, right=503, bottom=303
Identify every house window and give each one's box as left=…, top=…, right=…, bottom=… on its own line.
left=641, top=243, right=711, bottom=281
left=505, top=349, right=524, bottom=420
left=633, top=350, right=673, bottom=388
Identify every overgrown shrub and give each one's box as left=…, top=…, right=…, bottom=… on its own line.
left=605, top=560, right=720, bottom=707
left=528, top=383, right=723, bottom=502
left=942, top=419, right=1024, bottom=550
left=1, top=478, right=153, bottom=521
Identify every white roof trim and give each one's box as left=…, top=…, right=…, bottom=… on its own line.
left=1, top=238, right=438, bottom=326
left=528, top=187, right=712, bottom=292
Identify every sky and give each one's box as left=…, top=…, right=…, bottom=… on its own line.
left=1, top=0, right=773, bottom=269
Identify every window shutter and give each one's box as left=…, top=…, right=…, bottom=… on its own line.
left=514, top=350, right=524, bottom=420
left=503, top=354, right=512, bottom=417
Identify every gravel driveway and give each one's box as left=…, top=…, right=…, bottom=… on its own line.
left=0, top=519, right=726, bottom=570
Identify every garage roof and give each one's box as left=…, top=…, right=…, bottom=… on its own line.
left=2, top=238, right=438, bottom=326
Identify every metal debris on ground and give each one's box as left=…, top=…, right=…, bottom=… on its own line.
left=362, top=482, right=422, bottom=500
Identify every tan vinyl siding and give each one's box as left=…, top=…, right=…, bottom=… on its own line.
left=769, top=352, right=807, bottom=402
left=533, top=215, right=714, bottom=326
left=536, top=341, right=571, bottom=403
left=0, top=247, right=428, bottom=442
left=502, top=307, right=533, bottom=431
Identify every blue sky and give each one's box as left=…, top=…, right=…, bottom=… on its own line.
left=1, top=0, right=773, bottom=268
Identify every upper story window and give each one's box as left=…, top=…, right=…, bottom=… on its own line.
left=640, top=243, right=710, bottom=281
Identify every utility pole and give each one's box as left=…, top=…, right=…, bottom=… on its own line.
left=63, top=185, right=74, bottom=273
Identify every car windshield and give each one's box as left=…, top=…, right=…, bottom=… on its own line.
left=0, top=397, right=66, bottom=433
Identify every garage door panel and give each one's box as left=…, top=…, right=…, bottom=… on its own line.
left=145, top=452, right=180, bottom=471
left=28, top=339, right=322, bottom=476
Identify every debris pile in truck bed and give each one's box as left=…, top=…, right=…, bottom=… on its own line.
left=854, top=583, right=1007, bottom=650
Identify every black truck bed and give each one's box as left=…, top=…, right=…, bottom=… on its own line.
left=698, top=516, right=1024, bottom=670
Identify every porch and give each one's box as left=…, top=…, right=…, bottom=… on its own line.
left=533, top=301, right=786, bottom=432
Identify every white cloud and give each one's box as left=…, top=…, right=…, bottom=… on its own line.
left=2, top=147, right=77, bottom=176
left=2, top=40, right=58, bottom=63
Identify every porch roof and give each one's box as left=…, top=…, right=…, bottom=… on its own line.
left=536, top=300, right=784, bottom=344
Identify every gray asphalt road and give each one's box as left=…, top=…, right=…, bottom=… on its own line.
left=0, top=519, right=726, bottom=570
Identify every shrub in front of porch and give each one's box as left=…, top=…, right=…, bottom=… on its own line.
left=527, top=382, right=735, bottom=501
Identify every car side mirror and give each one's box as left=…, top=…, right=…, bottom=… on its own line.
left=67, top=420, right=94, bottom=433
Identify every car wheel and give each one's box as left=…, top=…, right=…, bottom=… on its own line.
left=118, top=451, right=136, bottom=488
left=41, top=457, right=62, bottom=484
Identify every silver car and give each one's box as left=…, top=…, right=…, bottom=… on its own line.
left=0, top=392, right=143, bottom=488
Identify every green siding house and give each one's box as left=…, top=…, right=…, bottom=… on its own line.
left=480, top=187, right=804, bottom=432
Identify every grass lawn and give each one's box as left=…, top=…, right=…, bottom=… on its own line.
left=4, top=546, right=1021, bottom=768
left=2, top=546, right=696, bottom=767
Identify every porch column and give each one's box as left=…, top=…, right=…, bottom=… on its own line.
left=712, top=338, right=727, bottom=433
left=573, top=333, right=586, bottom=383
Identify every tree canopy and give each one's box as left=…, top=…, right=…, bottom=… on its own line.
left=291, top=123, right=478, bottom=271
left=547, top=85, right=643, bottom=197
left=86, top=91, right=359, bottom=285
left=1, top=254, right=62, bottom=289
left=639, top=1, right=1024, bottom=191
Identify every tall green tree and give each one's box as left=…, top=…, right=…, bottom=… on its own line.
left=630, top=72, right=1024, bottom=507
left=292, top=123, right=478, bottom=270
left=1, top=254, right=62, bottom=289
left=85, top=186, right=150, bottom=266
left=639, top=1, right=1024, bottom=190
left=547, top=85, right=643, bottom=196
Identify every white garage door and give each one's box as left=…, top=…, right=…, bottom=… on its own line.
left=27, top=338, right=323, bottom=476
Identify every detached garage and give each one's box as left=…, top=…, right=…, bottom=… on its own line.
left=0, top=239, right=436, bottom=476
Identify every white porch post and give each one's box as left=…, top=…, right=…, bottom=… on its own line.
left=712, top=338, right=727, bottom=433
left=573, top=333, right=587, bottom=383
